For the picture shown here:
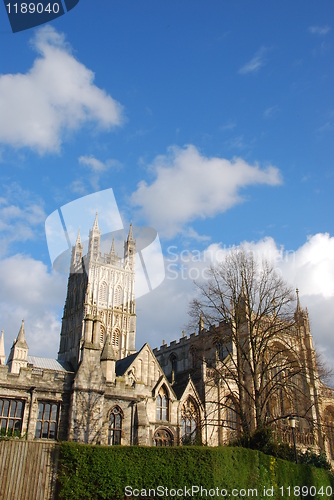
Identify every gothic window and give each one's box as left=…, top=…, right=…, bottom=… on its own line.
left=0, top=399, right=24, bottom=437
left=112, top=329, right=120, bottom=347
left=170, top=354, right=177, bottom=375
left=114, top=286, right=122, bottom=307
left=190, top=346, right=197, bottom=369
left=108, top=406, right=122, bottom=445
left=156, top=387, right=169, bottom=421
left=35, top=402, right=59, bottom=440
left=99, top=282, right=107, bottom=303
left=225, top=400, right=238, bottom=431
left=181, top=397, right=199, bottom=444
left=100, top=326, right=105, bottom=346
left=154, top=428, right=173, bottom=446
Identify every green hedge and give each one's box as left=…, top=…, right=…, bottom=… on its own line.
left=57, top=443, right=334, bottom=500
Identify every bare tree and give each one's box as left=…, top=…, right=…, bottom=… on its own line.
left=189, top=249, right=313, bottom=438
left=314, top=345, right=334, bottom=388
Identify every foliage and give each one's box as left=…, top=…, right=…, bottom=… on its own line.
left=299, top=449, right=332, bottom=471
left=230, top=428, right=332, bottom=471
left=230, top=427, right=295, bottom=462
left=57, top=442, right=334, bottom=500
left=0, top=427, right=22, bottom=440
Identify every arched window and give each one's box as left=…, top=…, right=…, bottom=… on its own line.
left=170, top=354, right=177, bottom=375
left=181, top=397, right=200, bottom=444
left=154, top=428, right=173, bottom=446
left=100, top=326, right=105, bottom=346
left=99, top=282, right=107, bottom=303
left=189, top=346, right=197, bottom=369
left=225, top=400, right=238, bottom=431
left=114, top=286, right=122, bottom=307
left=108, top=406, right=122, bottom=445
left=112, top=329, right=120, bottom=347
left=156, top=387, right=169, bottom=421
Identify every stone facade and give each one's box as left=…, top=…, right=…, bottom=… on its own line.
left=1, top=216, right=334, bottom=460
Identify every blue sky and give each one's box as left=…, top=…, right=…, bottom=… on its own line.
left=1, top=1, right=334, bottom=367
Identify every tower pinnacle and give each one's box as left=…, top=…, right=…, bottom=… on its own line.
left=0, top=330, right=5, bottom=365
left=128, top=222, right=134, bottom=243
left=17, top=319, right=28, bottom=348
left=296, top=288, right=302, bottom=313
left=93, top=212, right=99, bottom=232
left=76, top=227, right=82, bottom=246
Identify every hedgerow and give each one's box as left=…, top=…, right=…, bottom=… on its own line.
left=57, top=443, right=334, bottom=500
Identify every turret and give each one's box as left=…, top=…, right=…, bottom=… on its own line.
left=88, top=212, right=101, bottom=262
left=71, top=228, right=83, bottom=270
left=294, top=288, right=310, bottom=334
left=124, top=223, right=136, bottom=270
left=101, top=332, right=117, bottom=382
left=7, top=320, right=29, bottom=374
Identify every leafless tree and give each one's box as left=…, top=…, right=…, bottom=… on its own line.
left=314, top=345, right=334, bottom=388
left=189, top=249, right=313, bottom=437
left=71, top=372, right=104, bottom=444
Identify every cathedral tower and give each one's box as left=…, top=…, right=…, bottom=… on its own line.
left=58, top=216, right=136, bottom=369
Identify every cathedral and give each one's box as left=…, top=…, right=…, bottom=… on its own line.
left=0, top=215, right=334, bottom=461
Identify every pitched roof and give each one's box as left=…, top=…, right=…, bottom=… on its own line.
left=27, top=356, right=73, bottom=372
left=115, top=351, right=139, bottom=377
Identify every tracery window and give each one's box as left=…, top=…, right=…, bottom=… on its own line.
left=225, top=400, right=238, bottom=430
left=181, top=397, right=199, bottom=444
left=35, top=402, right=59, bottom=440
left=108, top=406, right=122, bottom=445
left=154, top=428, right=173, bottom=446
left=112, top=329, right=120, bottom=347
left=170, top=354, right=177, bottom=375
left=114, top=286, right=122, bottom=307
left=100, top=327, right=105, bottom=346
left=99, top=282, right=107, bottom=303
left=0, top=399, right=24, bottom=437
left=156, top=387, right=169, bottom=421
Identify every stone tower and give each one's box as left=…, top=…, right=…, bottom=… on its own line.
left=58, top=215, right=136, bottom=369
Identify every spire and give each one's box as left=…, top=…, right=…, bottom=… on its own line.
left=16, top=320, right=28, bottom=348
left=76, top=227, right=82, bottom=246
left=127, top=222, right=134, bottom=242
left=110, top=237, right=115, bottom=255
left=0, top=330, right=5, bottom=365
left=296, top=288, right=302, bottom=313
left=92, top=212, right=99, bottom=232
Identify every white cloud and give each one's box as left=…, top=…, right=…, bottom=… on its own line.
left=308, top=26, right=331, bottom=35
left=0, top=184, right=46, bottom=256
left=78, top=155, right=122, bottom=190
left=0, top=255, right=67, bottom=360
left=131, top=145, right=282, bottom=238
left=238, top=46, right=268, bottom=75
left=263, top=105, right=279, bottom=119
left=0, top=27, right=124, bottom=154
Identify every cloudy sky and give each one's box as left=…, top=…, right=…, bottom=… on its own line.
left=1, top=1, right=334, bottom=368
